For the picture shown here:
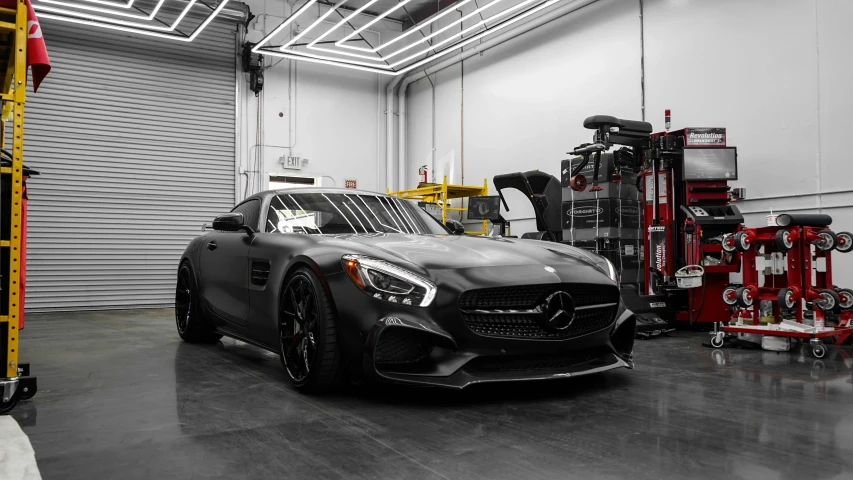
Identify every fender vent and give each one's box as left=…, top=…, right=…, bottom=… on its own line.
left=251, top=262, right=271, bottom=286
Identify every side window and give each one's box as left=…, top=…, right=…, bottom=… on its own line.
left=229, top=199, right=261, bottom=232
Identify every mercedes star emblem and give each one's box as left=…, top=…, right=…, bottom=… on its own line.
left=539, top=291, right=576, bottom=332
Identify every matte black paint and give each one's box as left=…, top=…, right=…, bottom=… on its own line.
left=182, top=188, right=633, bottom=388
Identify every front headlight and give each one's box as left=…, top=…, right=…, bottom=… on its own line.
left=342, top=255, right=437, bottom=307
left=603, top=258, right=619, bottom=285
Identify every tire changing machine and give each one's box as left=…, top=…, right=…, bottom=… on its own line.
left=0, top=0, right=38, bottom=414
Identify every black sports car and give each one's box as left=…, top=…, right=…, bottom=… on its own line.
left=175, top=188, right=635, bottom=391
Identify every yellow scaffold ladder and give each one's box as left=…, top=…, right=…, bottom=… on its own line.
left=0, top=0, right=28, bottom=381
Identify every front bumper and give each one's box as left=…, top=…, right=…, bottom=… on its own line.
left=361, top=305, right=636, bottom=389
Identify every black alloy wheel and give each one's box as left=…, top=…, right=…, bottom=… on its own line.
left=279, top=268, right=343, bottom=392
left=175, top=262, right=221, bottom=343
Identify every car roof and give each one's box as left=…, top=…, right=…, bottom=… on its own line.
left=253, top=187, right=394, bottom=198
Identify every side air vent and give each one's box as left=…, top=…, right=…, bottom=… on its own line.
left=251, top=262, right=271, bottom=286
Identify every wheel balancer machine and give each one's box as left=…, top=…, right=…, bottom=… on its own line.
left=564, top=115, right=744, bottom=325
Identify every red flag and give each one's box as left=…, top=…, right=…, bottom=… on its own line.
left=0, top=0, right=50, bottom=92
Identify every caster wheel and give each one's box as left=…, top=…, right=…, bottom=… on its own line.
left=0, top=389, right=20, bottom=415
left=710, top=334, right=725, bottom=348
left=775, top=230, right=794, bottom=252
left=570, top=174, right=587, bottom=192
left=836, top=231, right=853, bottom=253
left=814, top=289, right=841, bottom=311
left=815, top=230, right=838, bottom=251
left=778, top=288, right=797, bottom=309
left=722, top=234, right=737, bottom=253
left=838, top=288, right=853, bottom=310
left=812, top=343, right=827, bottom=359
left=733, top=232, right=752, bottom=252
left=735, top=286, right=754, bottom=308
left=722, top=286, right=739, bottom=306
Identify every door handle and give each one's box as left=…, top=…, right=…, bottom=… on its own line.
left=207, top=241, right=217, bottom=251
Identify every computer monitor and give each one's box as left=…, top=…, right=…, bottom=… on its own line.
left=682, top=147, right=738, bottom=181
left=467, top=196, right=501, bottom=221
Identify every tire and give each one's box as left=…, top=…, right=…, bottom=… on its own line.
left=722, top=286, right=739, bottom=306
left=838, top=288, right=853, bottom=309
left=836, top=231, right=853, bottom=253
left=278, top=268, right=344, bottom=393
left=814, top=289, right=841, bottom=311
left=814, top=230, right=838, bottom=251
left=735, top=286, right=754, bottom=308
left=775, top=230, right=793, bottom=252
left=175, top=262, right=222, bottom=343
left=734, top=232, right=752, bottom=252
left=778, top=288, right=797, bottom=310
left=812, top=343, right=827, bottom=359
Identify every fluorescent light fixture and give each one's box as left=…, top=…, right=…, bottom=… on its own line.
left=334, top=0, right=413, bottom=51
left=78, top=0, right=135, bottom=8
left=35, top=0, right=198, bottom=30
left=38, top=0, right=165, bottom=20
left=280, top=0, right=349, bottom=49
left=35, top=0, right=230, bottom=41
left=256, top=0, right=569, bottom=75
left=280, top=0, right=539, bottom=70
left=308, top=0, right=513, bottom=63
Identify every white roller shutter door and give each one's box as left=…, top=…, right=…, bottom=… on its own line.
left=21, top=18, right=237, bottom=311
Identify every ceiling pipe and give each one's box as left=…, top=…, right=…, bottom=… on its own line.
left=391, top=0, right=600, bottom=189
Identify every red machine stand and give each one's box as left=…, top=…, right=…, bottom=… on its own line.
left=715, top=220, right=853, bottom=357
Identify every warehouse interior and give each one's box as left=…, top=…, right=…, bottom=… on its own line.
left=2, top=0, right=853, bottom=478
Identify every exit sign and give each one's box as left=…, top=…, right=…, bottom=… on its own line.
left=344, top=179, right=357, bottom=189
left=282, top=156, right=302, bottom=170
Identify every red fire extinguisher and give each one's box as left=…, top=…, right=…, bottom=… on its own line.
left=418, top=165, right=429, bottom=185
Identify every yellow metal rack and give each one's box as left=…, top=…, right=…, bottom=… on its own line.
left=0, top=0, right=31, bottom=412
left=388, top=177, right=490, bottom=235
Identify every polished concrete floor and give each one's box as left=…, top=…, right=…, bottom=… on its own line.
left=9, top=309, right=853, bottom=479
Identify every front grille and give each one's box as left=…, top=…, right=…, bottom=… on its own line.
left=459, top=284, right=619, bottom=340
left=463, top=306, right=618, bottom=340
left=464, top=348, right=611, bottom=373
left=374, top=328, right=434, bottom=366
left=459, top=283, right=618, bottom=309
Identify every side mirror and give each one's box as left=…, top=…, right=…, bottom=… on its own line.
left=213, top=213, right=253, bottom=234
left=446, top=219, right=465, bottom=235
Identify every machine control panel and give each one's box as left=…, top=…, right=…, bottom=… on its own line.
left=680, top=205, right=744, bottom=225
left=688, top=206, right=709, bottom=217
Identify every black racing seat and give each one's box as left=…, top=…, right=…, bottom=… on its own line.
left=583, top=115, right=653, bottom=147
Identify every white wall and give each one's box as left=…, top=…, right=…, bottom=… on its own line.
left=406, top=0, right=641, bottom=235
left=404, top=0, right=853, bottom=286
left=238, top=0, right=402, bottom=200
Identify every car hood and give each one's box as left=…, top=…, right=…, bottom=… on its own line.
left=321, top=233, right=607, bottom=273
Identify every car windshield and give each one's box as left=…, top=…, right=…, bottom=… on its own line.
left=265, top=192, right=450, bottom=235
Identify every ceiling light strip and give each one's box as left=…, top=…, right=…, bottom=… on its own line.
left=340, top=0, right=475, bottom=53
left=257, top=0, right=567, bottom=75
left=38, top=0, right=166, bottom=20
left=280, top=0, right=351, bottom=50
left=77, top=0, right=134, bottom=8
left=252, top=0, right=319, bottom=53
left=333, top=0, right=412, bottom=50
left=34, top=0, right=198, bottom=30
left=35, top=0, right=229, bottom=41
left=305, top=0, right=381, bottom=48
left=303, top=0, right=539, bottom=69
left=309, top=0, right=509, bottom=63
